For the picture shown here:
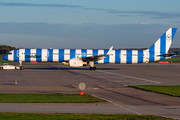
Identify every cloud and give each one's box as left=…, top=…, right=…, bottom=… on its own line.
left=1, top=2, right=180, bottom=20
left=0, top=2, right=82, bottom=8
left=131, top=21, right=150, bottom=24
left=118, top=15, right=132, bottom=17
left=108, top=10, right=180, bottom=19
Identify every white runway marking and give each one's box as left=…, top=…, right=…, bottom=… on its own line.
left=98, top=70, right=161, bottom=84
left=92, top=94, right=141, bottom=115
left=157, top=115, right=179, bottom=120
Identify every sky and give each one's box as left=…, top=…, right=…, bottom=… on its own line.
left=0, top=0, right=180, bottom=49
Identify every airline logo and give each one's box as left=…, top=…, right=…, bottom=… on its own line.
left=166, top=34, right=171, bottom=41
left=25, top=55, right=41, bottom=58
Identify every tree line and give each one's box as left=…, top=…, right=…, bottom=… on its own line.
left=0, top=45, right=16, bottom=54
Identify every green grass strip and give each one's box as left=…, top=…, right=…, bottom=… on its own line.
left=0, top=113, right=172, bottom=120
left=0, top=57, right=10, bottom=63
left=0, top=94, right=105, bottom=103
left=130, top=85, right=180, bottom=97
left=149, top=57, right=180, bottom=63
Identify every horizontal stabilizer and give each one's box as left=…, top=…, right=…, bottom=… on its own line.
left=156, top=53, right=175, bottom=57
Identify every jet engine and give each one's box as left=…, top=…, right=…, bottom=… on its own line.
left=69, top=58, right=87, bottom=67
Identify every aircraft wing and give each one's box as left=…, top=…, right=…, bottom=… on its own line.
left=81, top=46, right=113, bottom=62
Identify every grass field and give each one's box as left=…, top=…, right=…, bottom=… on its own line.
left=151, top=57, right=180, bottom=63
left=0, top=113, right=172, bottom=120
left=0, top=93, right=105, bottom=103
left=0, top=57, right=11, bottom=63
left=130, top=85, right=180, bottom=97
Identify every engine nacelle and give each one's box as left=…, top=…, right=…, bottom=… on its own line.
left=69, top=58, right=87, bottom=67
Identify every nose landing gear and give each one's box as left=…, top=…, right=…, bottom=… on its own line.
left=19, top=61, right=25, bottom=70
left=20, top=66, right=25, bottom=70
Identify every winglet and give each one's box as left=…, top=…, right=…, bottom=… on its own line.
left=106, top=46, right=113, bottom=55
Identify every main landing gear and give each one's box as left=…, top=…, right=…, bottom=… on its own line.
left=89, top=61, right=96, bottom=70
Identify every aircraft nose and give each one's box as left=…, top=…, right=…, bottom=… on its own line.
left=3, top=54, right=8, bottom=60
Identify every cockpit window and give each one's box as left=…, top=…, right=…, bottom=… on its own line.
left=8, top=52, right=12, bottom=55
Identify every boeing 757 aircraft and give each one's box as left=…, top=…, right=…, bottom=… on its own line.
left=3, top=28, right=177, bottom=70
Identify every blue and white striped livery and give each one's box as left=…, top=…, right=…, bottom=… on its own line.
left=3, top=28, right=177, bottom=70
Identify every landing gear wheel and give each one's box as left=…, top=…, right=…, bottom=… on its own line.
left=89, top=67, right=93, bottom=70
left=93, top=67, right=96, bottom=70
left=89, top=67, right=96, bottom=70
left=20, top=66, right=25, bottom=70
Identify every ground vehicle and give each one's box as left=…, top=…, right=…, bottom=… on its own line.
left=0, top=63, right=23, bottom=70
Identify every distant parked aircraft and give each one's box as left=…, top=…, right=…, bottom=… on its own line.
left=3, top=28, right=177, bottom=70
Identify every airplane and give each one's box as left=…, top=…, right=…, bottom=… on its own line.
left=3, top=28, right=177, bottom=70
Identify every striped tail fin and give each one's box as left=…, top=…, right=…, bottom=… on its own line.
left=147, top=28, right=177, bottom=61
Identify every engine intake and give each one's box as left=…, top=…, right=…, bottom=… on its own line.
left=69, top=58, right=87, bottom=67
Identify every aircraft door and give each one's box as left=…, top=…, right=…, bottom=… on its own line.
left=120, top=51, right=126, bottom=63
left=46, top=50, right=49, bottom=57
left=145, top=51, right=149, bottom=63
